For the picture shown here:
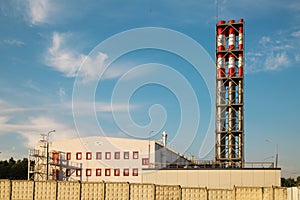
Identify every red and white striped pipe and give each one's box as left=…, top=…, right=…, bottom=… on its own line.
left=217, top=53, right=226, bottom=78
left=238, top=53, right=243, bottom=76
left=217, top=20, right=226, bottom=51
left=238, top=19, right=243, bottom=50
left=228, top=53, right=235, bottom=77
left=228, top=20, right=236, bottom=50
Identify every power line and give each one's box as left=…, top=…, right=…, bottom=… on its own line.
left=216, top=0, right=218, bottom=22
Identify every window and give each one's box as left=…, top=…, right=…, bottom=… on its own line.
left=114, top=168, right=120, bottom=176
left=86, top=168, right=92, bottom=176
left=142, top=158, right=149, bottom=165
left=66, top=169, right=71, bottom=177
left=96, top=152, right=102, bottom=160
left=76, top=169, right=81, bottom=177
left=52, top=152, right=59, bottom=165
left=123, top=168, right=129, bottom=176
left=114, top=152, right=120, bottom=159
left=132, top=168, right=138, bottom=176
left=66, top=152, right=71, bottom=160
left=86, top=152, right=92, bottom=160
left=96, top=168, right=101, bottom=176
left=105, top=152, right=111, bottom=160
left=133, top=151, right=139, bottom=159
left=105, top=168, right=111, bottom=176
left=124, top=152, right=129, bottom=159
left=76, top=152, right=82, bottom=160
left=52, top=169, right=59, bottom=180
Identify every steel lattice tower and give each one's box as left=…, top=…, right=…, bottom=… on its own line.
left=215, top=19, right=244, bottom=168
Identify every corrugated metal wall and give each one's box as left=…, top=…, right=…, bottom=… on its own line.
left=287, top=187, right=300, bottom=200
left=0, top=179, right=290, bottom=200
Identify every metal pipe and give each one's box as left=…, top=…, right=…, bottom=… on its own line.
left=148, top=131, right=154, bottom=168
left=275, top=144, right=278, bottom=168
left=46, top=130, right=56, bottom=180
left=265, top=139, right=278, bottom=168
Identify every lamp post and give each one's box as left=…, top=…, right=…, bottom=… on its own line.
left=148, top=131, right=154, bottom=168
left=46, top=130, right=56, bottom=180
left=265, top=139, right=278, bottom=168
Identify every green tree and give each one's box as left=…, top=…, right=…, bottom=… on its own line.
left=297, top=176, right=300, bottom=186
left=281, top=177, right=297, bottom=187
left=0, top=157, right=28, bottom=180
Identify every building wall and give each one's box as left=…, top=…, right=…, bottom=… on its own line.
left=47, top=136, right=190, bottom=182
left=141, top=169, right=281, bottom=189
left=49, top=136, right=156, bottom=182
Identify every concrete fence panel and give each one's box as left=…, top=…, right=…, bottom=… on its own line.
left=11, top=180, right=34, bottom=200
left=105, top=182, right=129, bottom=200
left=236, top=187, right=263, bottom=200
left=181, top=187, right=207, bottom=200
left=129, top=183, right=155, bottom=200
left=208, top=189, right=234, bottom=200
left=263, top=187, right=274, bottom=200
left=155, top=185, right=181, bottom=200
left=57, top=181, right=80, bottom=200
left=0, top=179, right=290, bottom=200
left=34, top=181, right=57, bottom=200
left=0, top=180, right=11, bottom=200
left=81, top=182, right=104, bottom=200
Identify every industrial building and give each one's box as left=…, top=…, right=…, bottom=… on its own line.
left=28, top=132, right=191, bottom=182
left=28, top=18, right=282, bottom=188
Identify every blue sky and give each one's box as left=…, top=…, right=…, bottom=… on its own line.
left=0, top=0, right=300, bottom=177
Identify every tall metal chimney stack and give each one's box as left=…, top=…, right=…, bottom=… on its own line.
left=162, top=131, right=167, bottom=147
left=215, top=19, right=245, bottom=168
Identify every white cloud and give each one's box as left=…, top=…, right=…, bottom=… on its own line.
left=45, top=32, right=132, bottom=82
left=0, top=116, right=11, bottom=124
left=295, top=54, right=300, bottom=62
left=26, top=0, right=54, bottom=25
left=0, top=99, right=76, bottom=149
left=69, top=101, right=139, bottom=116
left=3, top=39, right=25, bottom=46
left=264, top=52, right=290, bottom=71
left=0, top=115, right=76, bottom=148
left=259, top=36, right=271, bottom=46
left=46, top=32, right=85, bottom=77
left=58, top=87, right=67, bottom=102
left=291, top=30, right=300, bottom=37
left=79, top=52, right=109, bottom=80
left=24, top=80, right=40, bottom=92
left=45, top=32, right=110, bottom=81
left=246, top=32, right=299, bottom=73
left=0, top=98, right=140, bottom=140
